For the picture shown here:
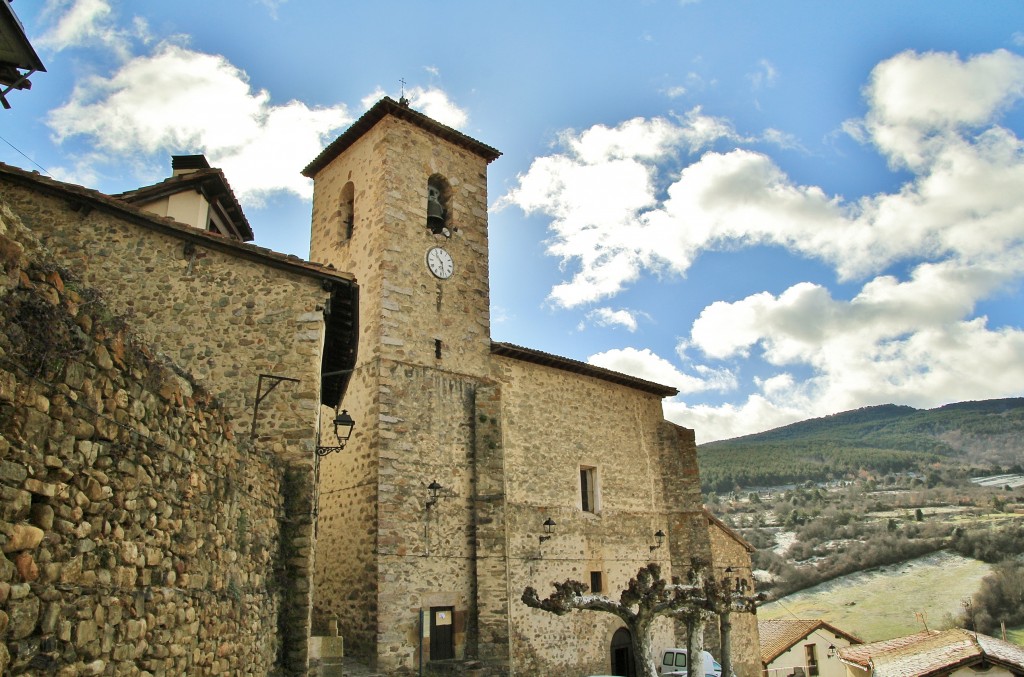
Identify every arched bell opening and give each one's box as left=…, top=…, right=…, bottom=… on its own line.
left=426, top=175, right=452, bottom=237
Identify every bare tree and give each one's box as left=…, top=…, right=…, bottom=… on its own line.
left=522, top=562, right=762, bottom=677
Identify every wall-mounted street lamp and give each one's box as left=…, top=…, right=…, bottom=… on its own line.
left=425, top=480, right=444, bottom=510
left=315, top=409, right=356, bottom=456
left=828, top=644, right=837, bottom=659
left=650, top=529, right=666, bottom=552
left=539, top=517, right=556, bottom=543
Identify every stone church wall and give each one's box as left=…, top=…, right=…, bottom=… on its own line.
left=491, top=355, right=707, bottom=676
left=306, top=111, right=495, bottom=672
left=0, top=203, right=288, bottom=674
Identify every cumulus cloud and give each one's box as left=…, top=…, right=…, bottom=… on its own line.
left=502, top=48, right=1024, bottom=442
left=46, top=42, right=351, bottom=203
left=588, top=347, right=736, bottom=395
left=407, top=86, right=468, bottom=129
left=588, top=308, right=642, bottom=332
left=498, top=109, right=742, bottom=307
left=39, top=0, right=148, bottom=58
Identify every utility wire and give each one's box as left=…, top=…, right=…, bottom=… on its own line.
left=0, top=133, right=52, bottom=176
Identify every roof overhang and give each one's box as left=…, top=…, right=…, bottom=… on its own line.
left=0, top=0, right=46, bottom=109
left=302, top=96, right=501, bottom=178
left=491, top=341, right=678, bottom=397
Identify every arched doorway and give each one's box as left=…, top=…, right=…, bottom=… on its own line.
left=610, top=627, right=635, bottom=677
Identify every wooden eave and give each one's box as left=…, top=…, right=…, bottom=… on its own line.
left=302, top=96, right=501, bottom=178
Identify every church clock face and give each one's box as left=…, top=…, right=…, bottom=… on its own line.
left=426, top=246, right=454, bottom=279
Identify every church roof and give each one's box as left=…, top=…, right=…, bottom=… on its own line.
left=0, top=161, right=353, bottom=286
left=302, top=97, right=502, bottom=178
left=491, top=341, right=678, bottom=397
left=114, top=163, right=254, bottom=242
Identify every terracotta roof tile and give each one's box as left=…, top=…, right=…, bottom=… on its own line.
left=838, top=629, right=1024, bottom=677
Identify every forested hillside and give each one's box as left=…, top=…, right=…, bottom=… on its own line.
left=698, top=398, right=1024, bottom=492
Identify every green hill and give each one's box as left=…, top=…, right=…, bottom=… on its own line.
left=698, top=398, right=1024, bottom=492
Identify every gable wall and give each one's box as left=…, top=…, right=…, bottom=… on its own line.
left=492, top=354, right=704, bottom=675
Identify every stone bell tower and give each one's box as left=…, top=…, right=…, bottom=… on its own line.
left=302, top=97, right=502, bottom=672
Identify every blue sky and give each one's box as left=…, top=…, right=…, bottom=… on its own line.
left=5, top=0, right=1024, bottom=442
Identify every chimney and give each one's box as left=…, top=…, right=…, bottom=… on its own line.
left=171, top=154, right=211, bottom=176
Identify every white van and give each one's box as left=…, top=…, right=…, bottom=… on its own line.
left=658, top=648, right=723, bottom=677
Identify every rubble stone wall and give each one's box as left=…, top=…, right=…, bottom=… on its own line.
left=0, top=203, right=289, bottom=674
left=706, top=519, right=761, bottom=677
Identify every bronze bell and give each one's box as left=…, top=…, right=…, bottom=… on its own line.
left=427, top=186, right=446, bottom=234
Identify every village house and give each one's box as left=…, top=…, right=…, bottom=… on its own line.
left=0, top=97, right=759, bottom=675
left=759, top=619, right=862, bottom=677
left=837, top=629, right=1024, bottom=677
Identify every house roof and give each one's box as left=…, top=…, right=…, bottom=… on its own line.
left=704, top=508, right=756, bottom=554
left=0, top=162, right=353, bottom=287
left=302, top=96, right=502, bottom=178
left=838, top=629, right=1024, bottom=677
left=759, top=619, right=862, bottom=665
left=490, top=341, right=679, bottom=397
left=113, top=163, right=254, bottom=242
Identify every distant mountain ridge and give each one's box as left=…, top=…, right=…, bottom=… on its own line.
left=697, top=398, right=1024, bottom=492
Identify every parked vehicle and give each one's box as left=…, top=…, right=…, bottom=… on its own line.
left=658, top=649, right=723, bottom=677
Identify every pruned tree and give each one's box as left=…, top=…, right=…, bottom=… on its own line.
left=522, top=561, right=763, bottom=677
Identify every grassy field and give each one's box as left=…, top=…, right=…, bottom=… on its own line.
left=759, top=551, right=992, bottom=642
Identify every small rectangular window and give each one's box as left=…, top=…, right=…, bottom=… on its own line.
left=580, top=466, right=597, bottom=513
left=590, top=571, right=603, bottom=593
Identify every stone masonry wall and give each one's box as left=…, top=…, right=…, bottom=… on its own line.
left=0, top=204, right=287, bottom=674
left=492, top=355, right=701, bottom=676
left=0, top=174, right=334, bottom=461
left=307, top=112, right=495, bottom=671
left=706, top=519, right=761, bottom=677
left=0, top=169, right=348, bottom=672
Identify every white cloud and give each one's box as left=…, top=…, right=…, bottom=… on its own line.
left=863, top=49, right=1024, bottom=170
left=38, top=0, right=148, bottom=58
left=678, top=259, right=1024, bottom=441
left=761, top=128, right=803, bottom=150
left=503, top=48, right=1024, bottom=442
left=664, top=85, right=687, bottom=98
left=588, top=347, right=736, bottom=395
left=503, top=48, right=1024, bottom=303
left=588, top=308, right=641, bottom=332
left=498, top=109, right=741, bottom=307
left=407, top=86, right=468, bottom=129
left=665, top=395, right=807, bottom=444
left=748, top=59, right=778, bottom=89
left=46, top=42, right=351, bottom=203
